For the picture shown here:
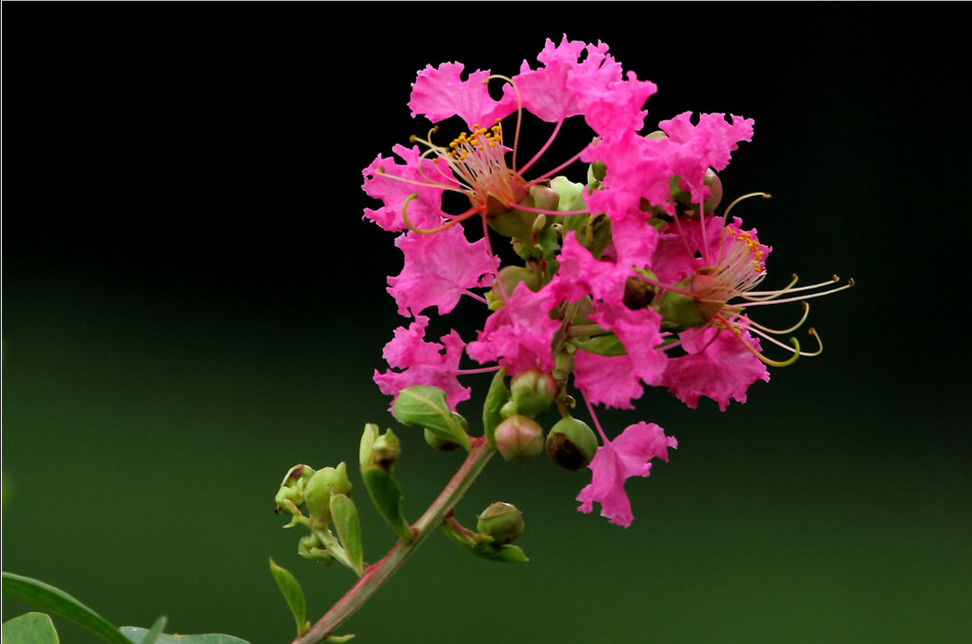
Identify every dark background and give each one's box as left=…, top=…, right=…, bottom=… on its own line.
left=4, top=7, right=971, bottom=643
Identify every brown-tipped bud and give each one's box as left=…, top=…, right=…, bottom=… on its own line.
left=509, top=369, right=558, bottom=417
left=476, top=502, right=525, bottom=545
left=274, top=464, right=315, bottom=515
left=546, top=417, right=599, bottom=471
left=371, top=429, right=401, bottom=472
left=494, top=415, right=544, bottom=463
left=424, top=427, right=461, bottom=451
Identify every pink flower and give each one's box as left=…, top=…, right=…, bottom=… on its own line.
left=373, top=315, right=470, bottom=410
left=577, top=421, right=677, bottom=527
left=387, top=225, right=498, bottom=317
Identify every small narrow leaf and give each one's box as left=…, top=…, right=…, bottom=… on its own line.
left=362, top=466, right=413, bottom=544
left=268, top=558, right=308, bottom=637
left=2, top=612, right=59, bottom=644
left=2, top=572, right=130, bottom=644
left=323, top=635, right=356, bottom=643
left=329, top=494, right=364, bottom=576
left=482, top=368, right=509, bottom=449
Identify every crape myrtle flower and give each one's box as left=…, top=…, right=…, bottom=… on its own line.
left=362, top=36, right=851, bottom=527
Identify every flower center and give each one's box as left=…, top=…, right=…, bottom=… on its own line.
left=417, top=121, right=529, bottom=216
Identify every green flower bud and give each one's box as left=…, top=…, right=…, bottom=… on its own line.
left=509, top=369, right=558, bottom=417
left=371, top=429, right=401, bottom=472
left=653, top=273, right=713, bottom=331
left=494, top=415, right=544, bottom=463
left=304, top=463, right=352, bottom=527
left=546, top=417, right=599, bottom=470
left=672, top=168, right=723, bottom=218
left=588, top=159, right=606, bottom=185
left=275, top=464, right=315, bottom=515
left=476, top=502, right=525, bottom=545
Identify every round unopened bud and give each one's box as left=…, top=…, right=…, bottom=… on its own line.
left=371, top=430, right=401, bottom=472
left=304, top=462, right=352, bottom=526
left=510, top=369, right=558, bottom=417
left=494, top=415, right=544, bottom=463
left=546, top=417, right=599, bottom=470
left=477, top=502, right=525, bottom=544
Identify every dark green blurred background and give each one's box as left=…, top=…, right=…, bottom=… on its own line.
left=4, top=8, right=971, bottom=643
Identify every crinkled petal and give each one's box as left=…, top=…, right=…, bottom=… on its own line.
left=387, top=225, right=498, bottom=317
left=362, top=144, right=449, bottom=232
left=374, top=316, right=470, bottom=411
left=577, top=421, right=677, bottom=527
left=660, top=112, right=755, bottom=204
left=409, top=62, right=516, bottom=130
left=466, top=282, right=559, bottom=375
left=662, top=326, right=770, bottom=411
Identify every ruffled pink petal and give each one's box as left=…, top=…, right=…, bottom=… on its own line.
left=660, top=112, right=755, bottom=204
left=577, top=421, right=677, bottom=527
left=362, top=144, right=449, bottom=232
left=387, top=225, right=498, bottom=317
left=466, top=282, right=559, bottom=375
left=373, top=316, right=470, bottom=411
left=661, top=326, right=770, bottom=411
left=572, top=351, right=643, bottom=410
left=408, top=62, right=515, bottom=131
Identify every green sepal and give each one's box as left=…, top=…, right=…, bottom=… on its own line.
left=1, top=572, right=131, bottom=644
left=298, top=533, right=335, bottom=565
left=572, top=333, right=626, bottom=357
left=482, top=368, right=509, bottom=449
left=392, top=386, right=471, bottom=450
left=269, top=558, right=309, bottom=638
left=329, top=494, right=364, bottom=576
left=359, top=423, right=379, bottom=469
left=362, top=466, right=413, bottom=544
left=2, top=612, right=59, bottom=644
left=441, top=521, right=529, bottom=564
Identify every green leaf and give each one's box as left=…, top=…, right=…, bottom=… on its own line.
left=119, top=628, right=249, bottom=644
left=323, top=634, right=355, bottom=643
left=362, top=466, right=412, bottom=544
left=2, top=572, right=130, bottom=644
left=482, top=368, right=508, bottom=449
left=392, top=386, right=471, bottom=450
left=329, top=494, right=364, bottom=576
left=3, top=612, right=59, bottom=644
left=135, top=616, right=167, bottom=644
left=268, top=558, right=308, bottom=637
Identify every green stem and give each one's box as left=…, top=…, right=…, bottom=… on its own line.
left=294, top=437, right=495, bottom=644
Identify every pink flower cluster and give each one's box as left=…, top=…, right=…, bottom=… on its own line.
left=361, top=37, right=833, bottom=527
